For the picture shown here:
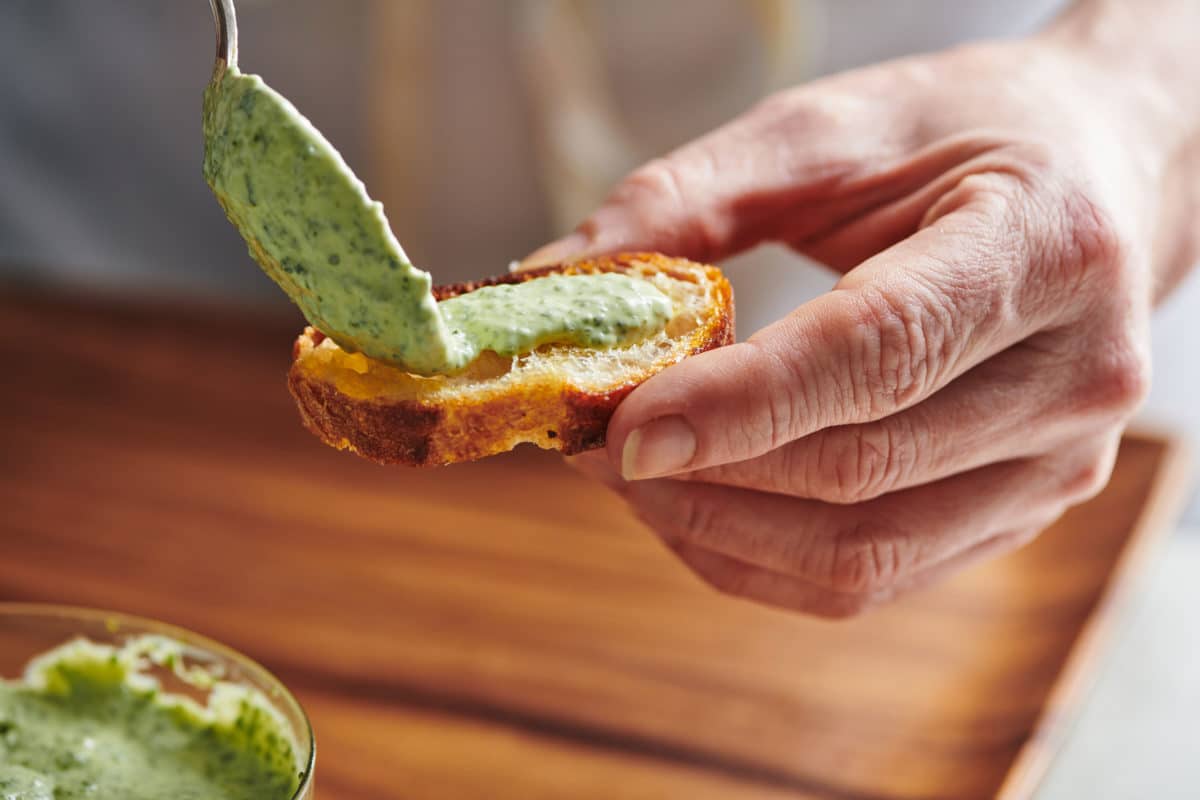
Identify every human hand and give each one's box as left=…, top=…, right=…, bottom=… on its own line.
left=522, top=4, right=1200, bottom=616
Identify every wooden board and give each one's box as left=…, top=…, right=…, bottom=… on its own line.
left=0, top=287, right=1192, bottom=800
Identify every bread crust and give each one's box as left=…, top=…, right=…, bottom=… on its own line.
left=288, top=253, right=734, bottom=466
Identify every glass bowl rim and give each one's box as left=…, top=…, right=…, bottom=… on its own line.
left=0, top=601, right=315, bottom=800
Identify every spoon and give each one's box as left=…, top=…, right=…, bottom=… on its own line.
left=208, top=0, right=238, bottom=76
left=200, top=0, right=666, bottom=376
left=201, top=0, right=460, bottom=374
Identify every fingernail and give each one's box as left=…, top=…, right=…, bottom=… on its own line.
left=621, top=416, right=696, bottom=480
left=519, top=232, right=590, bottom=271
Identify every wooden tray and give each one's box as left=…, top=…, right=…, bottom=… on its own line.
left=0, top=288, right=1192, bottom=799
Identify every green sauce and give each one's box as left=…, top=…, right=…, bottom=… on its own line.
left=202, top=67, right=453, bottom=374
left=440, top=272, right=671, bottom=360
left=203, top=67, right=671, bottom=375
left=0, top=639, right=301, bottom=800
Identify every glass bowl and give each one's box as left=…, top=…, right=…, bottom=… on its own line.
left=0, top=603, right=315, bottom=799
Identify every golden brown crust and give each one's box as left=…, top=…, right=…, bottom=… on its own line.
left=288, top=253, right=734, bottom=466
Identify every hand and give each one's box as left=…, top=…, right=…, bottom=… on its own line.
left=522, top=3, right=1200, bottom=616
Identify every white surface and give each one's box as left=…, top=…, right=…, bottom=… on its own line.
left=1036, top=527, right=1200, bottom=799
left=1143, top=274, right=1200, bottom=446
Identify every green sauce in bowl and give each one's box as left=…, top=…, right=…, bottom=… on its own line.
left=0, top=607, right=312, bottom=800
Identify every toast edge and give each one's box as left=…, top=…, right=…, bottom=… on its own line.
left=287, top=253, right=734, bottom=466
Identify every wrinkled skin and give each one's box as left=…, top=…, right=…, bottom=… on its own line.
left=522, top=0, right=1200, bottom=616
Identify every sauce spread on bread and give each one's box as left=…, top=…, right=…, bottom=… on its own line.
left=0, top=638, right=300, bottom=800
left=440, top=272, right=671, bottom=361
left=204, top=68, right=670, bottom=375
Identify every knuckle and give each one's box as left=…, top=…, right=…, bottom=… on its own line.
left=811, top=424, right=915, bottom=504
left=1062, top=460, right=1110, bottom=504
left=930, top=141, right=1134, bottom=326
left=1056, top=186, right=1131, bottom=289
left=743, top=339, right=805, bottom=450
left=1002, top=146, right=1134, bottom=303
left=1095, top=344, right=1151, bottom=417
left=845, top=288, right=949, bottom=415
left=574, top=214, right=604, bottom=241
left=746, top=87, right=874, bottom=185
left=751, top=87, right=843, bottom=130
left=1003, top=139, right=1059, bottom=178
left=958, top=168, right=1029, bottom=209
left=623, top=158, right=684, bottom=204
left=617, top=156, right=722, bottom=259
left=826, top=520, right=908, bottom=595
left=1061, top=446, right=1119, bottom=505
left=922, top=159, right=1027, bottom=229
left=1074, top=338, right=1151, bottom=420
left=624, top=485, right=720, bottom=549
left=671, top=487, right=724, bottom=545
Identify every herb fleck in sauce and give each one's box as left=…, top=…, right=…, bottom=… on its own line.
left=0, top=639, right=301, bottom=800
left=440, top=272, right=672, bottom=360
left=204, top=67, right=671, bottom=375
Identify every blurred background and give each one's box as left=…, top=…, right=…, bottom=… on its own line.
left=0, top=0, right=1070, bottom=293
left=2, top=2, right=1199, bottom=798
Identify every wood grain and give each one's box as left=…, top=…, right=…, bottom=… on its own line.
left=0, top=287, right=1191, bottom=800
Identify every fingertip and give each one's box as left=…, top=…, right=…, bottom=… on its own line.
left=606, top=338, right=794, bottom=475
left=517, top=232, right=591, bottom=271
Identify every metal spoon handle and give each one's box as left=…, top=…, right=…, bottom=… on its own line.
left=209, top=0, right=239, bottom=72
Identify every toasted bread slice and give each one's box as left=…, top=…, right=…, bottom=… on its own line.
left=288, top=252, right=733, bottom=466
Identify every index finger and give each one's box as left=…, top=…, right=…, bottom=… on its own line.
left=518, top=82, right=921, bottom=270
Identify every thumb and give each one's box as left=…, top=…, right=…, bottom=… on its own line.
left=606, top=182, right=1043, bottom=479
